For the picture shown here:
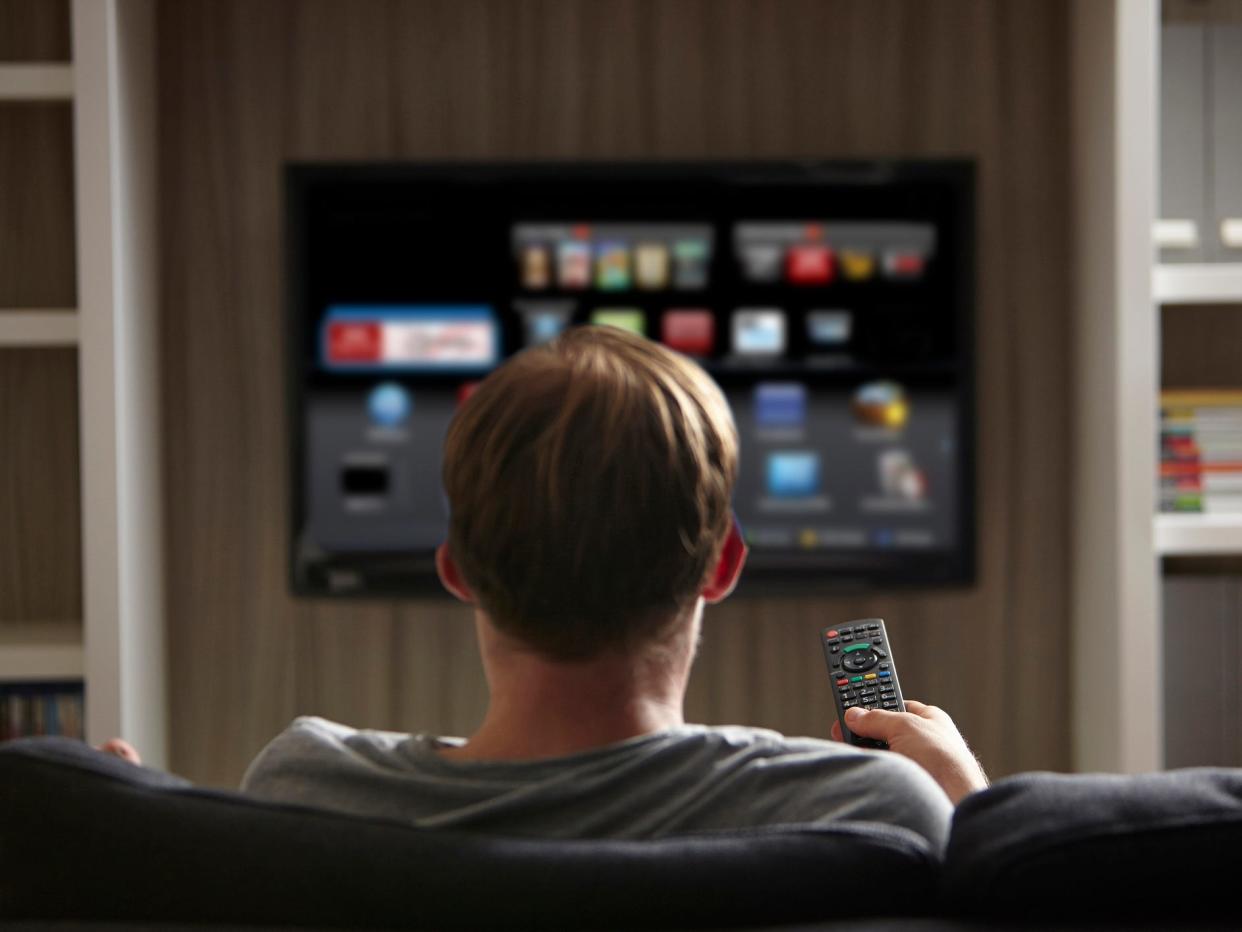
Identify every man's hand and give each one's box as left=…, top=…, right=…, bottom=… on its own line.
left=831, top=699, right=988, bottom=805
left=97, top=738, right=142, bottom=766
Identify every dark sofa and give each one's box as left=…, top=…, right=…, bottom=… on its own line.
left=2, top=737, right=1241, bottom=930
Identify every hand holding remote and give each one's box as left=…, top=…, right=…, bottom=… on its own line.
left=832, top=699, right=988, bottom=805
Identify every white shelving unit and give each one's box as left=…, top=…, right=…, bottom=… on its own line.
left=1155, top=263, right=1242, bottom=303
left=0, top=0, right=165, bottom=767
left=1156, top=513, right=1242, bottom=555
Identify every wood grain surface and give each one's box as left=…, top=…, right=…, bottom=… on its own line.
left=158, top=0, right=1073, bottom=786
left=0, top=0, right=70, bottom=61
left=0, top=348, right=81, bottom=623
left=0, top=103, right=76, bottom=309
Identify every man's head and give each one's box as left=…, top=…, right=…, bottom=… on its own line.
left=439, top=325, right=743, bottom=662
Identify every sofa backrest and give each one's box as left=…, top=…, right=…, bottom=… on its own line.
left=0, top=737, right=938, bottom=929
left=944, top=768, right=1242, bottom=920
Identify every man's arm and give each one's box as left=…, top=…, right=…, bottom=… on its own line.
left=832, top=700, right=988, bottom=805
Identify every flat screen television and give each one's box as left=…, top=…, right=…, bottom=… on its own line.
left=288, top=161, right=975, bottom=595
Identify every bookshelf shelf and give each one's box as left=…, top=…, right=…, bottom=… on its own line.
left=1155, top=513, right=1242, bottom=555
left=1155, top=264, right=1242, bottom=304
left=0, top=625, right=84, bottom=682
left=0, top=310, right=79, bottom=346
left=0, top=64, right=74, bottom=101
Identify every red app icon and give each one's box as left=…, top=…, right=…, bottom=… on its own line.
left=327, top=321, right=382, bottom=363
left=786, top=244, right=835, bottom=285
left=457, top=381, right=481, bottom=406
left=662, top=310, right=715, bottom=356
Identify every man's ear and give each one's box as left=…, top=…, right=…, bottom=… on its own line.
left=436, top=543, right=474, bottom=603
left=701, top=520, right=747, bottom=603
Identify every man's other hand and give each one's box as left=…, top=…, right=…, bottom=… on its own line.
left=98, top=738, right=142, bottom=766
left=831, top=700, right=988, bottom=805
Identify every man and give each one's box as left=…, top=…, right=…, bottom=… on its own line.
left=111, top=326, right=987, bottom=848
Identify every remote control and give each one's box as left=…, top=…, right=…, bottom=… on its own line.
left=820, top=618, right=905, bottom=749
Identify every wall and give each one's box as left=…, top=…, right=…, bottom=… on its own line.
left=158, top=0, right=1072, bottom=786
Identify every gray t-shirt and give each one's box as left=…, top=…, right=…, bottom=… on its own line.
left=242, top=716, right=952, bottom=850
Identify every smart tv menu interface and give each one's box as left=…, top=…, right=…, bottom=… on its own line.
left=292, top=166, right=972, bottom=592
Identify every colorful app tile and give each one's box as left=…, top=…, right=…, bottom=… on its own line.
left=661, top=309, right=714, bottom=356
left=672, top=239, right=710, bottom=289
left=516, top=301, right=573, bottom=345
left=766, top=451, right=821, bottom=498
left=521, top=243, right=552, bottom=290
left=738, top=242, right=784, bottom=283
left=786, top=243, right=835, bottom=285
left=591, top=308, right=646, bottom=336
left=367, top=382, right=412, bottom=427
left=558, top=241, right=592, bottom=289
left=806, top=310, right=852, bottom=346
left=322, top=305, right=498, bottom=372
left=634, top=242, right=670, bottom=290
left=882, top=249, right=926, bottom=280
left=878, top=448, right=927, bottom=502
left=840, top=248, right=876, bottom=281
left=754, top=382, right=807, bottom=430
left=732, top=308, right=786, bottom=356
left=852, top=380, right=909, bottom=429
left=595, top=241, right=631, bottom=290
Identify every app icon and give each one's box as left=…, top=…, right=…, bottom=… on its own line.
left=732, top=309, right=786, bottom=355
left=634, top=242, right=670, bottom=290
left=754, top=382, right=807, bottom=429
left=798, top=528, right=819, bottom=549
left=516, top=301, right=573, bottom=345
left=521, top=243, right=552, bottom=290
left=872, top=528, right=897, bottom=548
left=367, top=382, right=412, bottom=427
left=672, top=239, right=710, bottom=289
left=852, top=380, right=909, bottom=429
left=840, top=248, right=876, bottom=282
left=661, top=309, right=714, bottom=356
left=766, top=451, right=821, bottom=498
left=806, top=310, right=852, bottom=346
left=878, top=449, right=927, bottom=502
left=883, top=249, right=926, bottom=279
left=457, top=381, right=481, bottom=406
left=786, top=243, right=835, bottom=285
left=326, top=321, right=382, bottom=364
left=591, top=309, right=646, bottom=336
left=595, top=241, right=631, bottom=290
left=558, top=241, right=592, bottom=289
left=738, top=242, right=784, bottom=282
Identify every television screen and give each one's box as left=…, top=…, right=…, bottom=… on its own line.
left=288, top=162, right=975, bottom=594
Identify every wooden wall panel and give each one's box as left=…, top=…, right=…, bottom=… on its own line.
left=0, top=348, right=81, bottom=623
left=0, top=104, right=76, bottom=308
left=159, top=0, right=1072, bottom=786
left=0, top=0, right=70, bottom=60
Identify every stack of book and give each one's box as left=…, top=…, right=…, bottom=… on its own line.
left=0, top=681, right=84, bottom=741
left=1160, top=390, right=1242, bottom=514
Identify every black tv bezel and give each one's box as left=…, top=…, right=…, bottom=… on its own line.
left=285, top=160, right=977, bottom=598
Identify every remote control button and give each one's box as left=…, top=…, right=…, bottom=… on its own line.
left=882, top=700, right=899, bottom=709
left=826, top=630, right=839, bottom=639
left=830, top=645, right=840, bottom=654
left=836, top=677, right=848, bottom=685
left=850, top=675, right=863, bottom=682
left=869, top=623, right=880, bottom=630
left=864, top=672, right=878, bottom=680
left=873, top=648, right=887, bottom=658
left=879, top=662, right=890, bottom=669
left=879, top=671, right=891, bottom=678
left=841, top=634, right=853, bottom=642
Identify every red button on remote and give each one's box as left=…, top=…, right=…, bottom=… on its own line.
left=827, top=630, right=839, bottom=639
left=836, top=678, right=848, bottom=686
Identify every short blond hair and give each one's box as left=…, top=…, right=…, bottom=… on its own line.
left=442, top=325, right=738, bottom=660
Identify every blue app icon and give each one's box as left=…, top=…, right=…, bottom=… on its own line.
left=766, top=451, right=820, bottom=498
left=368, top=382, right=412, bottom=427
left=755, top=382, right=807, bottom=429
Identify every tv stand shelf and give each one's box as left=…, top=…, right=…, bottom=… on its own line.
left=1155, top=513, right=1242, bottom=555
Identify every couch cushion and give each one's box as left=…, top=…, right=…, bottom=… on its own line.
left=943, top=768, right=1242, bottom=918
left=0, top=737, right=938, bottom=929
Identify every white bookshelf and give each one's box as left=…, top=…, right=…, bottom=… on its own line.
left=0, top=626, right=84, bottom=682
left=0, top=310, right=79, bottom=346
left=0, top=63, right=73, bottom=100
left=1155, top=513, right=1242, bottom=555
left=1155, top=263, right=1242, bottom=303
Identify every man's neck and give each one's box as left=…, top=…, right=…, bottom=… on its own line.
left=442, top=619, right=695, bottom=762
